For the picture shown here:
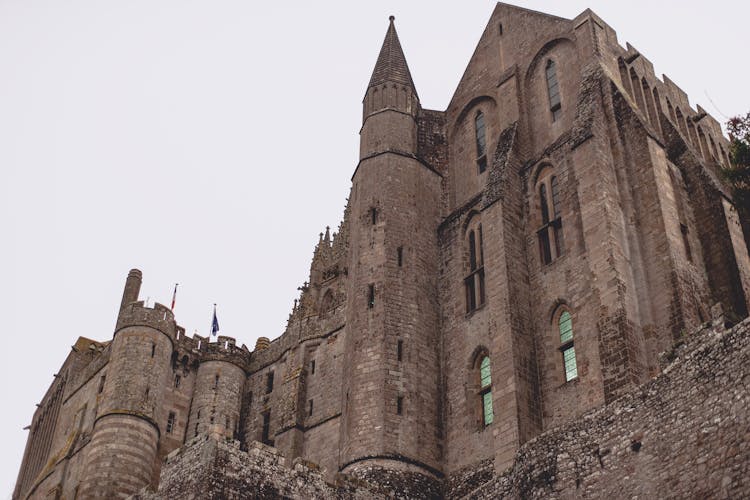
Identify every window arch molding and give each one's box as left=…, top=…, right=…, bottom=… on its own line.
left=552, top=304, right=578, bottom=382
left=319, top=289, right=335, bottom=319
left=547, top=298, right=570, bottom=323
left=474, top=110, right=488, bottom=173
left=468, top=346, right=494, bottom=428
left=523, top=37, right=575, bottom=123
left=449, top=95, right=497, bottom=141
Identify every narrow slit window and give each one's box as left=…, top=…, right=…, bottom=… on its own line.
left=397, top=340, right=403, bottom=362
left=479, top=356, right=494, bottom=426
left=266, top=372, right=274, bottom=394
left=166, top=412, right=176, bottom=434
left=310, top=360, right=316, bottom=375
left=368, top=284, right=375, bottom=309
left=545, top=60, right=562, bottom=121
left=465, top=222, right=486, bottom=313
left=151, top=344, right=155, bottom=357
left=174, top=374, right=181, bottom=388
left=475, top=111, right=488, bottom=173
left=371, top=207, right=378, bottom=225
left=397, top=396, right=403, bottom=415
left=397, top=246, right=403, bottom=267
left=550, top=176, right=564, bottom=255
left=214, top=374, right=220, bottom=389
left=98, top=375, right=106, bottom=394
left=308, top=399, right=314, bottom=417
left=537, top=170, right=564, bottom=265
left=559, top=311, right=577, bottom=382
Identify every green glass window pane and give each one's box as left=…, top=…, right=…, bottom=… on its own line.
left=559, top=311, right=573, bottom=343
left=563, top=346, right=578, bottom=381
left=480, top=356, right=491, bottom=388
left=483, top=391, right=494, bottom=425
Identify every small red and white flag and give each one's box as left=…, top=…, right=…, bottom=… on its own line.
left=171, top=283, right=178, bottom=311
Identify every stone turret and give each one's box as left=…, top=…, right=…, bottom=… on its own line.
left=341, top=16, right=443, bottom=485
left=186, top=336, right=247, bottom=440
left=79, top=270, right=176, bottom=498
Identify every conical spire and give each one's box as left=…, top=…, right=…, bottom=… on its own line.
left=367, top=16, right=416, bottom=93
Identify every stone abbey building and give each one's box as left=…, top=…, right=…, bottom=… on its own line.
left=14, top=3, right=750, bottom=499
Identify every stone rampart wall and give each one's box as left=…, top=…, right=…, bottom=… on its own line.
left=450, top=318, right=750, bottom=499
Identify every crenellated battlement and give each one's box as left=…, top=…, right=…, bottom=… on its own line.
left=197, top=335, right=251, bottom=370
left=115, top=301, right=177, bottom=341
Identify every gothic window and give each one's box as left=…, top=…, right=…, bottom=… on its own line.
left=464, top=219, right=486, bottom=313
left=166, top=411, right=176, bottom=434
left=475, top=111, right=488, bottom=173
left=545, top=60, right=562, bottom=121
left=536, top=168, right=565, bottom=265
left=558, top=310, right=578, bottom=382
left=479, top=356, right=494, bottom=426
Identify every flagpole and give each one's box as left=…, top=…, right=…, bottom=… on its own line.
left=171, top=283, right=179, bottom=311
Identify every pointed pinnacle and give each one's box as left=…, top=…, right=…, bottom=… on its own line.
left=368, top=15, right=416, bottom=92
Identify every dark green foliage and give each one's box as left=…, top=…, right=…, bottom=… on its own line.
left=723, top=113, right=750, bottom=212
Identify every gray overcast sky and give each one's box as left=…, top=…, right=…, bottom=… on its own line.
left=1, top=0, right=747, bottom=495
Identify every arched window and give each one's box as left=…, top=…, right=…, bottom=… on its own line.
left=319, top=289, right=334, bottom=319
left=475, top=111, right=488, bottom=173
left=558, top=310, right=577, bottom=381
left=536, top=169, right=564, bottom=265
left=464, top=219, right=485, bottom=312
left=479, top=356, right=494, bottom=426
left=545, top=60, right=562, bottom=121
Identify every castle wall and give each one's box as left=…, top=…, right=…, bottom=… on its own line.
left=158, top=346, right=197, bottom=459
left=134, top=313, right=750, bottom=499
left=450, top=315, right=750, bottom=499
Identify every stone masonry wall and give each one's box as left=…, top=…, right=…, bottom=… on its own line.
left=449, top=314, right=750, bottom=499
left=132, top=436, right=434, bottom=500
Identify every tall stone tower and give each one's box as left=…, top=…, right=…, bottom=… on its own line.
left=78, top=270, right=176, bottom=498
left=340, top=17, right=443, bottom=481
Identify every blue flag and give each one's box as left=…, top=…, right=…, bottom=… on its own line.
left=211, top=304, right=220, bottom=337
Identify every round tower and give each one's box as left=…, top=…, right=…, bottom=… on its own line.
left=186, top=336, right=247, bottom=440
left=79, top=269, right=175, bottom=498
left=340, top=17, right=443, bottom=485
